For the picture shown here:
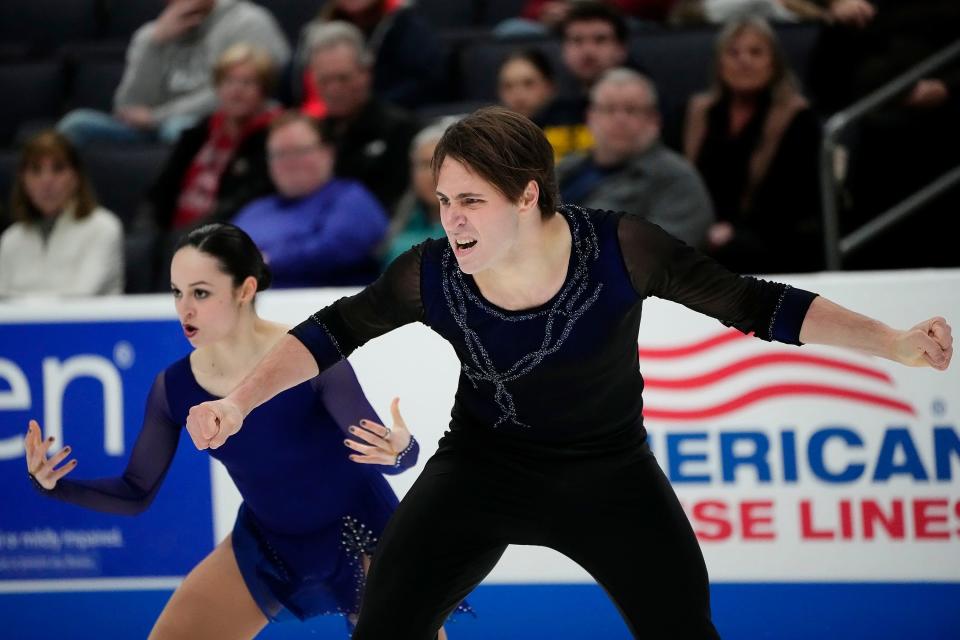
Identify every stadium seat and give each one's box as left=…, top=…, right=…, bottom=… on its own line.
left=70, top=59, right=126, bottom=112
left=80, top=146, right=170, bottom=228
left=0, top=62, right=65, bottom=147
left=0, top=0, right=99, bottom=54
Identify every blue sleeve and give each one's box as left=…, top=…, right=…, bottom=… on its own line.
left=35, top=373, right=181, bottom=516
left=312, top=360, right=419, bottom=475
left=618, top=213, right=818, bottom=345
left=267, top=185, right=389, bottom=282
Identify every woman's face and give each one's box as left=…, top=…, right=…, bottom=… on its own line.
left=498, top=58, right=555, bottom=119
left=217, top=61, right=267, bottom=122
left=720, top=28, right=776, bottom=96
left=170, top=247, right=247, bottom=347
left=21, top=155, right=78, bottom=218
left=436, top=157, right=524, bottom=275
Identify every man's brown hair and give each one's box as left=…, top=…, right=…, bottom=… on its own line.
left=431, top=106, right=558, bottom=219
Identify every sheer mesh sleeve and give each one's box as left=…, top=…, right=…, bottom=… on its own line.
left=617, top=213, right=817, bottom=344
left=289, top=243, right=425, bottom=372
left=37, top=372, right=182, bottom=516
left=311, top=360, right=420, bottom=475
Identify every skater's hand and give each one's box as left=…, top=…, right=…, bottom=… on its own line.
left=25, top=420, right=77, bottom=490
left=891, top=317, right=952, bottom=370
left=186, top=398, right=245, bottom=450
left=344, top=398, right=413, bottom=466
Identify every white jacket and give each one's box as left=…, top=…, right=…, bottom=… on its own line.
left=0, top=206, right=124, bottom=297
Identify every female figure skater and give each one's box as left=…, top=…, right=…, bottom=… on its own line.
left=186, top=107, right=952, bottom=639
left=24, top=224, right=458, bottom=638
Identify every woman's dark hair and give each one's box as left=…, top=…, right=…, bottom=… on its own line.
left=432, top=106, right=558, bottom=219
left=175, top=223, right=272, bottom=292
left=12, top=129, right=98, bottom=224
left=500, top=48, right=555, bottom=84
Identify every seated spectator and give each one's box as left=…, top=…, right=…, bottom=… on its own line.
left=542, top=2, right=632, bottom=159
left=808, top=0, right=959, bottom=268
left=58, top=0, right=289, bottom=147
left=309, top=22, right=419, bottom=213
left=381, top=118, right=456, bottom=266
left=298, top=0, right=445, bottom=113
left=232, top=112, right=388, bottom=288
left=557, top=69, right=713, bottom=248
left=497, top=49, right=557, bottom=123
left=683, top=16, right=822, bottom=274
left=140, top=43, right=282, bottom=233
left=0, top=131, right=123, bottom=296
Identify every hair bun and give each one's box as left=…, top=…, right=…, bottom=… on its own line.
left=257, top=262, right=273, bottom=292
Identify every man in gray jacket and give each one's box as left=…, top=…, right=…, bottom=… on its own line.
left=59, top=0, right=289, bottom=147
left=556, top=68, right=714, bottom=248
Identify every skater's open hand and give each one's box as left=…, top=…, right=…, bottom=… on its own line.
left=344, top=398, right=413, bottom=466
left=25, top=420, right=77, bottom=490
left=186, top=398, right=244, bottom=450
left=891, top=317, right=952, bottom=370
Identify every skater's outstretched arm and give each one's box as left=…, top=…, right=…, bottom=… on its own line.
left=799, top=297, right=952, bottom=370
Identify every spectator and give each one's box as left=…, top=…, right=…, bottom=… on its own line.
left=557, top=69, right=713, bottom=248
left=298, top=0, right=445, bottom=113
left=308, top=22, right=419, bottom=213
left=381, top=119, right=456, bottom=266
left=542, top=2, right=632, bottom=159
left=683, top=16, right=822, bottom=274
left=497, top=49, right=558, bottom=123
left=58, top=0, right=289, bottom=147
left=0, top=131, right=123, bottom=296
left=232, top=112, right=388, bottom=288
left=140, top=44, right=282, bottom=234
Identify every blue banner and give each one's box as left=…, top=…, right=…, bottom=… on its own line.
left=0, top=320, right=212, bottom=580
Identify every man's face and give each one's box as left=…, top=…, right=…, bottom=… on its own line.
left=587, top=80, right=659, bottom=161
left=311, top=43, right=372, bottom=118
left=562, top=19, right=627, bottom=87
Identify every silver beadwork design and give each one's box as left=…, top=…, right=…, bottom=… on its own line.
left=309, top=315, right=345, bottom=358
left=767, top=284, right=791, bottom=341
left=394, top=436, right=417, bottom=468
left=440, top=205, right=602, bottom=428
left=340, top=514, right=379, bottom=619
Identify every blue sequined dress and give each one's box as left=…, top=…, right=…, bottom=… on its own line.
left=35, top=357, right=443, bottom=628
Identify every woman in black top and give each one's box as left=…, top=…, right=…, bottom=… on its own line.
left=176, top=107, right=951, bottom=638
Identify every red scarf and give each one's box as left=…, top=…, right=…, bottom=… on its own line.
left=172, top=107, right=279, bottom=229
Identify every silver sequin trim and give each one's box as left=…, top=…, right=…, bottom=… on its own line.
left=310, top=314, right=345, bottom=358
left=766, top=284, right=791, bottom=341
left=440, top=205, right=603, bottom=428
left=394, top=436, right=417, bottom=468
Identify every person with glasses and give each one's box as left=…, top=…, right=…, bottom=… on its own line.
left=305, top=21, right=419, bottom=213
left=231, top=112, right=388, bottom=288
left=557, top=68, right=714, bottom=248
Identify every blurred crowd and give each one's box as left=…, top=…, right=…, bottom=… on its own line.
left=0, top=0, right=956, bottom=298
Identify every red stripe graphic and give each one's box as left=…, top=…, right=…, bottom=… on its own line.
left=643, top=383, right=916, bottom=421
left=638, top=330, right=748, bottom=358
left=643, top=353, right=893, bottom=389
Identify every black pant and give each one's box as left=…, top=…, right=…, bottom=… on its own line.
left=353, top=436, right=720, bottom=639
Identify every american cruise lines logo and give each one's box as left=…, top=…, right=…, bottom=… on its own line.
left=638, top=329, right=915, bottom=421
